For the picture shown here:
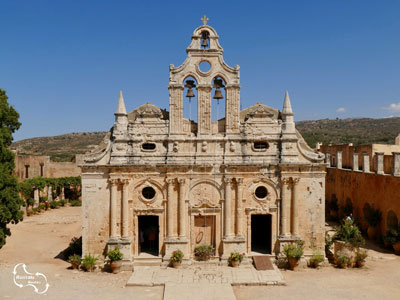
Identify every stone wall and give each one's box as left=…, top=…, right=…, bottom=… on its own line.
left=14, top=153, right=82, bottom=182
left=326, top=167, right=400, bottom=235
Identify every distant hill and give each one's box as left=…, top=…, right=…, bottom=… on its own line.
left=10, top=117, right=400, bottom=161
left=296, top=117, right=400, bottom=148
left=11, top=132, right=108, bottom=162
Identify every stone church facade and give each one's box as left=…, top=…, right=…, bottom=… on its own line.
left=81, top=20, right=326, bottom=267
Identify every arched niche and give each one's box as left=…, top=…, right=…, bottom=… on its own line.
left=187, top=179, right=222, bottom=208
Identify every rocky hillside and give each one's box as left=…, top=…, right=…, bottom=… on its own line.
left=11, top=132, right=108, bottom=161
left=10, top=117, right=400, bottom=161
left=296, top=117, right=400, bottom=148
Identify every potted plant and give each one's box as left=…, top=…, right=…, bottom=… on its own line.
left=336, top=252, right=351, bottom=268
left=332, top=219, right=365, bottom=265
left=283, top=240, right=304, bottom=270
left=229, top=251, right=244, bottom=267
left=106, top=247, right=123, bottom=274
left=68, top=254, right=82, bottom=270
left=383, top=229, right=398, bottom=249
left=364, top=207, right=382, bottom=240
left=81, top=254, right=97, bottom=272
left=308, top=249, right=324, bottom=268
left=355, top=249, right=367, bottom=268
left=194, top=245, right=215, bottom=261
left=170, top=250, right=184, bottom=268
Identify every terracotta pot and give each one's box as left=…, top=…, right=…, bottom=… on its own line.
left=333, top=241, right=356, bottom=265
left=338, top=262, right=347, bottom=269
left=393, top=241, right=400, bottom=255
left=231, top=260, right=240, bottom=268
left=367, top=226, right=377, bottom=240
left=110, top=260, right=122, bottom=274
left=288, top=257, right=300, bottom=270
left=172, top=261, right=181, bottom=269
left=356, top=261, right=365, bottom=268
left=71, top=263, right=80, bottom=270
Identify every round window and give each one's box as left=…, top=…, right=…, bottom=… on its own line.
left=199, top=61, right=211, bottom=73
left=142, top=187, right=156, bottom=200
left=255, top=186, right=268, bottom=199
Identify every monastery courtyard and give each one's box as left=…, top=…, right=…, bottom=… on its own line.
left=0, top=206, right=399, bottom=300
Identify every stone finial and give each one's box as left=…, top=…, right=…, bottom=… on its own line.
left=282, top=91, right=293, bottom=116
left=115, top=91, right=127, bottom=115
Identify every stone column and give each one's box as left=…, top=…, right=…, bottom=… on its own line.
left=362, top=153, right=370, bottom=173
left=353, top=153, right=359, bottom=171
left=325, top=153, right=331, bottom=166
left=166, top=178, right=175, bottom=238
left=225, top=85, right=240, bottom=134
left=34, top=189, right=39, bottom=208
left=48, top=185, right=53, bottom=202
left=291, top=178, right=300, bottom=236
left=235, top=178, right=243, bottom=237
left=376, top=152, right=385, bottom=175
left=178, top=179, right=186, bottom=239
left=393, top=152, right=400, bottom=176
left=280, top=178, right=290, bottom=236
left=197, top=85, right=212, bottom=135
left=224, top=178, right=233, bottom=238
left=337, top=151, right=342, bottom=169
left=121, top=179, right=129, bottom=239
left=109, top=179, right=118, bottom=240
left=168, top=85, right=184, bottom=134
left=60, top=187, right=65, bottom=201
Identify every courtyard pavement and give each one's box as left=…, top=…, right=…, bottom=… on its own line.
left=127, top=263, right=284, bottom=299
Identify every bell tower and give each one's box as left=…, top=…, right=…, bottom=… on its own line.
left=168, top=16, right=241, bottom=136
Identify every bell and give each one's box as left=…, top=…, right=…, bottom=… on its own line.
left=201, top=38, right=208, bottom=48
left=213, top=88, right=223, bottom=100
left=186, top=88, right=195, bottom=98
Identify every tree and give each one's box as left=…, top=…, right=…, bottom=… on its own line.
left=0, top=89, right=22, bottom=248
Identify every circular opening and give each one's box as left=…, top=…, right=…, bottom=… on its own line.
left=255, top=186, right=268, bottom=199
left=142, top=187, right=156, bottom=200
left=199, top=61, right=211, bottom=73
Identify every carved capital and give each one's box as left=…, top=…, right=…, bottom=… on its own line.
left=281, top=177, right=290, bottom=185
left=235, top=177, right=244, bottom=185
left=178, top=178, right=186, bottom=185
left=292, top=178, right=300, bottom=185
left=120, top=179, right=129, bottom=185
left=108, top=178, right=119, bottom=185
left=165, top=178, right=175, bottom=185
left=224, top=177, right=233, bottom=184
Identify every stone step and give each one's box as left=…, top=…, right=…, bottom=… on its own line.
left=133, top=257, right=162, bottom=267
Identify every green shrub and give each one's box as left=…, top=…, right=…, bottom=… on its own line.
left=38, top=204, right=46, bottom=210
left=49, top=201, right=60, bottom=209
left=81, top=254, right=97, bottom=271
left=309, top=249, right=324, bottom=268
left=59, top=200, right=65, bottom=206
left=170, top=250, right=184, bottom=263
left=70, top=200, right=82, bottom=207
left=68, top=236, right=82, bottom=256
left=337, top=252, right=351, bottom=267
left=333, top=219, right=365, bottom=247
left=68, top=254, right=82, bottom=267
left=283, top=241, right=304, bottom=259
left=355, top=249, right=368, bottom=264
left=383, top=229, right=400, bottom=246
left=106, top=247, right=123, bottom=262
left=39, top=196, right=47, bottom=203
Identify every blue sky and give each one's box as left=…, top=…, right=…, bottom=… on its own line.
left=1, top=1, right=400, bottom=141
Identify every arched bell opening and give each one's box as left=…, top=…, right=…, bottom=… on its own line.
left=183, top=76, right=198, bottom=129
left=211, top=77, right=226, bottom=133
left=200, top=30, right=210, bottom=49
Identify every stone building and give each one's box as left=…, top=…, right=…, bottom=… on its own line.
left=81, top=19, right=326, bottom=267
left=321, top=143, right=400, bottom=235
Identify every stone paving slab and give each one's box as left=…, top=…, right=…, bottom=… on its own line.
left=126, top=265, right=285, bottom=287
left=163, top=283, right=236, bottom=300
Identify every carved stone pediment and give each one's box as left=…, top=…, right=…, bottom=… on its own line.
left=128, top=102, right=168, bottom=121
left=193, top=197, right=219, bottom=208
left=241, top=102, right=279, bottom=122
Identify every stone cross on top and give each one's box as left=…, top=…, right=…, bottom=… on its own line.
left=201, top=15, right=209, bottom=25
